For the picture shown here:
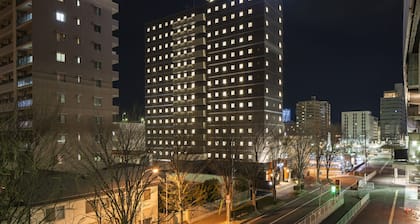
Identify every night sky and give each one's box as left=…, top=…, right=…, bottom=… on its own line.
left=116, top=0, right=403, bottom=123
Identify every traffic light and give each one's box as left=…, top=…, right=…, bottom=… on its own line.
left=335, top=179, right=341, bottom=195
left=331, top=185, right=337, bottom=194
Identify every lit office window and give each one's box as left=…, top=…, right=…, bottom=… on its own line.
left=56, top=52, right=66, bottom=62
left=56, top=11, right=65, bottom=22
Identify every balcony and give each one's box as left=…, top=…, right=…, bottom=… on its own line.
left=17, top=98, right=32, bottom=108
left=16, top=0, right=32, bottom=10
left=172, top=50, right=206, bottom=61
left=17, top=76, right=32, bottom=88
left=112, top=70, right=119, bottom=81
left=112, top=36, right=118, bottom=48
left=0, top=102, right=14, bottom=113
left=112, top=51, right=119, bottom=64
left=0, top=81, right=13, bottom=94
left=0, top=23, right=12, bottom=38
left=17, top=35, right=32, bottom=49
left=0, top=4, right=12, bottom=20
left=0, top=62, right=13, bottom=74
left=172, top=13, right=205, bottom=28
left=112, top=19, right=118, bottom=31
left=0, top=42, right=12, bottom=57
left=172, top=26, right=206, bottom=39
left=111, top=1, right=118, bottom=15
left=17, top=13, right=32, bottom=26
left=17, top=55, right=32, bottom=67
left=172, top=38, right=206, bottom=50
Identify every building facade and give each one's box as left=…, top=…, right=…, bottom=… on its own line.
left=295, top=96, right=331, bottom=140
left=380, top=83, right=407, bottom=143
left=0, top=0, right=119, bottom=145
left=145, top=0, right=284, bottom=162
left=341, top=111, right=378, bottom=145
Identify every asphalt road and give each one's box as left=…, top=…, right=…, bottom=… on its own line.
left=351, top=155, right=417, bottom=224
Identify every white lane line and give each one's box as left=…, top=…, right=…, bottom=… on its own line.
left=389, top=189, right=398, bottom=224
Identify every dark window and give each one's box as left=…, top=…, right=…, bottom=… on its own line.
left=94, top=6, right=102, bottom=16
left=94, top=61, right=102, bottom=70
left=95, top=80, right=102, bottom=87
left=94, top=43, right=102, bottom=51
left=94, top=24, right=101, bottom=33
left=143, top=189, right=151, bottom=200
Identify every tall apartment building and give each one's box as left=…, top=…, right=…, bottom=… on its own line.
left=145, top=0, right=284, bottom=162
left=341, top=111, right=378, bottom=145
left=0, top=0, right=118, bottom=144
left=295, top=96, right=331, bottom=140
left=380, top=83, right=407, bottom=143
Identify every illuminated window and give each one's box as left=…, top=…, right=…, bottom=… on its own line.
left=56, top=52, right=65, bottom=62
left=56, top=11, right=65, bottom=22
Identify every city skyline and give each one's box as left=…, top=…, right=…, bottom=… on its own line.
left=117, top=0, right=403, bottom=122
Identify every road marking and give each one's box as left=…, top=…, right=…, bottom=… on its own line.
left=389, top=190, right=398, bottom=224
left=380, top=160, right=390, bottom=174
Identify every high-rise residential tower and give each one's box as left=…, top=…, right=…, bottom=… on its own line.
left=0, top=0, right=119, bottom=144
left=295, top=96, right=331, bottom=140
left=380, top=83, right=407, bottom=143
left=341, top=111, right=378, bottom=145
left=145, top=0, right=284, bottom=162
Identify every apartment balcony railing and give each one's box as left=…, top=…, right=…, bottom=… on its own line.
left=0, top=43, right=13, bottom=57
left=0, top=5, right=12, bottom=20
left=17, top=55, right=32, bottom=66
left=172, top=38, right=206, bottom=50
left=17, top=98, right=32, bottom=108
left=0, top=62, right=13, bottom=74
left=17, top=76, right=32, bottom=88
left=112, top=19, right=118, bottom=31
left=172, top=26, right=206, bottom=39
left=17, top=13, right=32, bottom=26
left=172, top=50, right=206, bottom=61
left=112, top=51, right=119, bottom=64
left=17, top=35, right=32, bottom=46
left=0, top=102, right=14, bottom=113
left=172, top=14, right=205, bottom=28
left=16, top=0, right=31, bottom=7
left=0, top=23, right=12, bottom=37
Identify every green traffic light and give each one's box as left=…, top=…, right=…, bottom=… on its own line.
left=331, top=185, right=336, bottom=193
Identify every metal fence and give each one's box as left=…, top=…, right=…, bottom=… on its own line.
left=336, top=192, right=370, bottom=224
left=295, top=193, right=344, bottom=224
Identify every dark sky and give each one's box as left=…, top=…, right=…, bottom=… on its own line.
left=116, top=0, right=403, bottom=122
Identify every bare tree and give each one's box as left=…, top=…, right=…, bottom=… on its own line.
left=290, top=136, right=313, bottom=191
left=159, top=152, right=208, bottom=224
left=209, top=142, right=236, bottom=223
left=0, top=108, right=65, bottom=224
left=77, top=122, right=156, bottom=224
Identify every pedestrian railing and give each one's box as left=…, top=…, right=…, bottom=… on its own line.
left=295, top=193, right=344, bottom=224
left=336, top=192, right=370, bottom=224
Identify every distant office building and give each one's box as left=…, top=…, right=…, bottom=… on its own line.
left=380, top=83, right=407, bottom=143
left=341, top=111, right=378, bottom=145
left=295, top=96, right=331, bottom=140
left=145, top=0, right=284, bottom=162
left=282, top=108, right=291, bottom=123
left=0, top=1, right=119, bottom=144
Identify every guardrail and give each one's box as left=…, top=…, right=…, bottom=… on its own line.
left=295, top=192, right=344, bottom=224
left=336, top=193, right=370, bottom=224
